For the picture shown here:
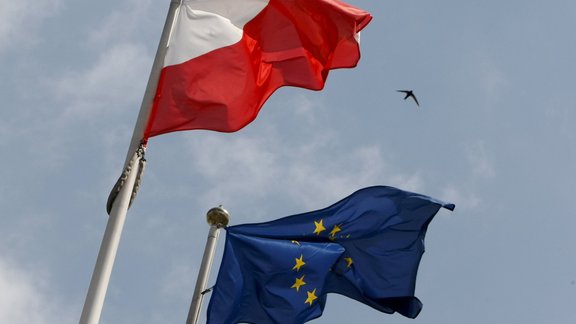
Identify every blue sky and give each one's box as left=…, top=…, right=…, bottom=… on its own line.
left=1, top=0, right=575, bottom=323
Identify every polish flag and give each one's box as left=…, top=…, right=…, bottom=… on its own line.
left=144, top=0, right=372, bottom=139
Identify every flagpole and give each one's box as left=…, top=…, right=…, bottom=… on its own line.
left=186, top=206, right=230, bottom=324
left=79, top=1, right=182, bottom=323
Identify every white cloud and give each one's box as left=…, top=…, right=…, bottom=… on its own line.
left=0, top=40, right=151, bottom=171
left=86, top=0, right=154, bottom=48
left=0, top=0, right=61, bottom=52
left=440, top=184, right=481, bottom=213
left=475, top=55, right=509, bottom=108
left=0, top=256, right=74, bottom=324
left=45, top=0, right=158, bottom=124
left=432, top=141, right=494, bottom=215
left=289, top=93, right=325, bottom=125
left=465, top=140, right=495, bottom=179
left=181, top=129, right=422, bottom=214
left=53, top=43, right=151, bottom=120
left=159, top=262, right=196, bottom=300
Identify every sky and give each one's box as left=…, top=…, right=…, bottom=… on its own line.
left=1, top=0, right=575, bottom=323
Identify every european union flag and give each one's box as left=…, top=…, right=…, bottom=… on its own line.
left=207, top=186, right=455, bottom=323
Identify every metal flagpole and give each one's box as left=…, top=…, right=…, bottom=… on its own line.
left=79, top=1, right=182, bottom=323
left=186, top=206, right=230, bottom=324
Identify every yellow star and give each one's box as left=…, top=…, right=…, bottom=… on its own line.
left=291, top=275, right=306, bottom=292
left=313, top=219, right=326, bottom=235
left=293, top=254, right=306, bottom=271
left=344, top=257, right=353, bottom=268
left=329, top=224, right=342, bottom=239
left=305, top=288, right=318, bottom=306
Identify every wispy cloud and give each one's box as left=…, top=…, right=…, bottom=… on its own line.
left=431, top=140, right=495, bottom=215
left=474, top=54, right=509, bottom=109
left=159, top=262, right=196, bottom=301
left=0, top=256, right=74, bottom=324
left=0, top=0, right=157, bottom=171
left=53, top=43, right=151, bottom=120
left=440, top=184, right=481, bottom=213
left=288, top=93, right=326, bottom=125
left=86, top=0, right=155, bottom=48
left=0, top=40, right=151, bottom=171
left=465, top=140, right=495, bottom=179
left=178, top=128, right=423, bottom=217
left=0, top=0, right=61, bottom=52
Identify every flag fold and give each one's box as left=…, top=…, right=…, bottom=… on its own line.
left=207, top=186, right=455, bottom=324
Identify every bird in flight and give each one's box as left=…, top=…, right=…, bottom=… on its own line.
left=397, top=90, right=419, bottom=106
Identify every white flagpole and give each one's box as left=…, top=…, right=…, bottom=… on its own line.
left=186, top=206, right=230, bottom=324
left=79, top=1, right=182, bottom=323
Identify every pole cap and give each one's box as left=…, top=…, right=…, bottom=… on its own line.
left=206, top=205, right=230, bottom=227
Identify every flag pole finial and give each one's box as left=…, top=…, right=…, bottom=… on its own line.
left=207, top=205, right=230, bottom=227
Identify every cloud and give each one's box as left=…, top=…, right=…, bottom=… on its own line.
left=465, top=140, right=495, bottom=179
left=53, top=43, right=151, bottom=120
left=159, top=262, right=196, bottom=301
left=0, top=256, right=74, bottom=324
left=472, top=54, right=509, bottom=109
left=86, top=0, right=155, bottom=48
left=287, top=92, right=325, bottom=125
left=432, top=141, right=494, bottom=215
left=0, top=41, right=151, bottom=172
left=440, top=184, right=481, bottom=213
left=38, top=0, right=158, bottom=127
left=0, top=0, right=61, bottom=52
left=178, top=129, right=423, bottom=217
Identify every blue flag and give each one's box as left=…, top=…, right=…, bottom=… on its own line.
left=206, top=186, right=455, bottom=323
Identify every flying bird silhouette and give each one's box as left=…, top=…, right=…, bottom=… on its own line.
left=397, top=90, right=419, bottom=106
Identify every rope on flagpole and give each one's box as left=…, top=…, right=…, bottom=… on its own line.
left=106, top=143, right=147, bottom=215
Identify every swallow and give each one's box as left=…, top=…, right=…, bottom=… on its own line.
left=397, top=90, right=419, bottom=106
